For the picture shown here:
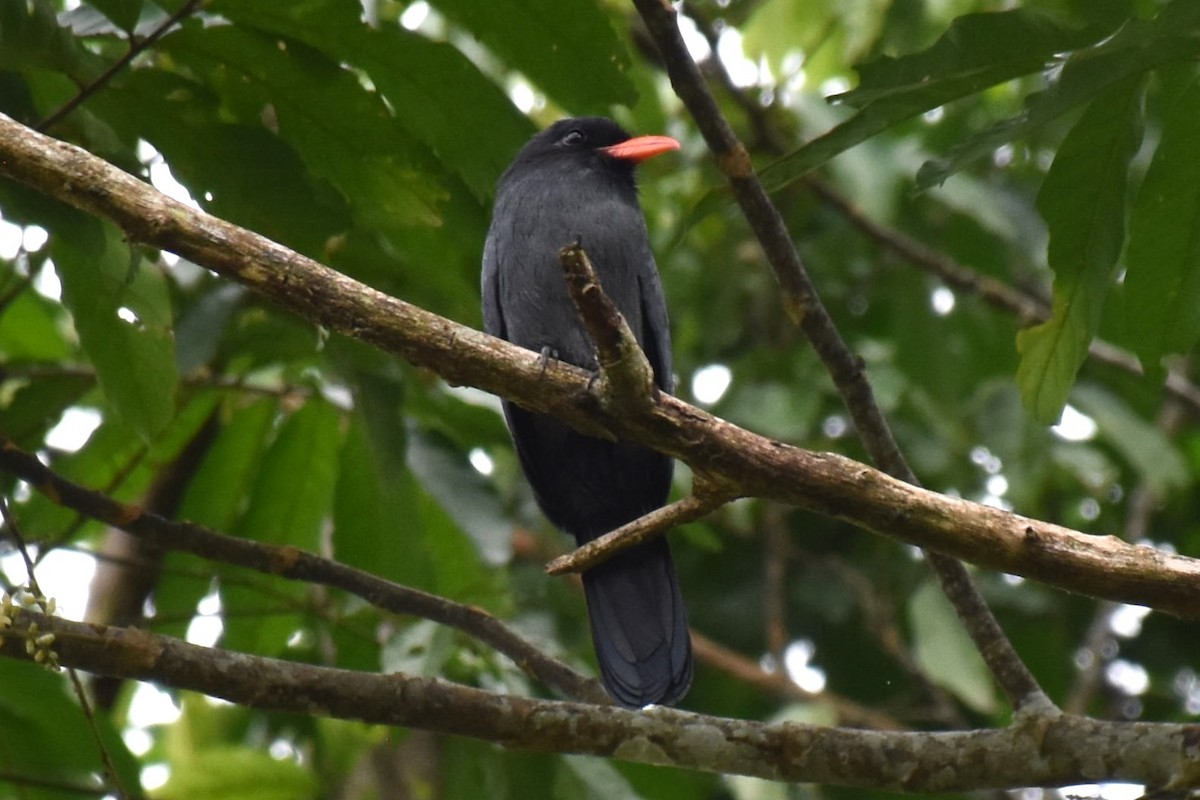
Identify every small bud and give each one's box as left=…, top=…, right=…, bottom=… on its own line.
left=25, top=638, right=35, bottom=655
left=44, top=598, right=56, bottom=616
left=35, top=633, right=55, bottom=648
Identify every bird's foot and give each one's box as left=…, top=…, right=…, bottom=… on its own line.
left=538, top=346, right=559, bottom=377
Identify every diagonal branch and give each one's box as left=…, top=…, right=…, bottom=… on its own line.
left=546, top=490, right=731, bottom=576
left=0, top=116, right=1198, bottom=625
left=1, top=611, right=1195, bottom=791
left=628, top=0, right=1051, bottom=714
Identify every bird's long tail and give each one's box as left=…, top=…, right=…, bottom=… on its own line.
left=580, top=537, right=693, bottom=708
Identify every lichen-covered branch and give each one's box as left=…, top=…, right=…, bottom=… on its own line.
left=2, top=612, right=1197, bottom=792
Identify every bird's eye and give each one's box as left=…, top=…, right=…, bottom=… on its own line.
left=561, top=130, right=585, bottom=146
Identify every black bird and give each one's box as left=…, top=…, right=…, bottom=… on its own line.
left=482, top=117, right=693, bottom=707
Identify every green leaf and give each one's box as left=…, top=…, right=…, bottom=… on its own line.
left=556, top=755, right=644, bottom=800
left=1122, top=75, right=1200, bottom=374
left=407, top=427, right=513, bottom=566
left=76, top=0, right=144, bottom=33
left=0, top=374, right=94, bottom=447
left=756, top=9, right=1098, bottom=194
left=334, top=413, right=434, bottom=590
left=0, top=660, right=140, bottom=795
left=1016, top=76, right=1144, bottom=424
left=0, top=0, right=105, bottom=81
left=0, top=287, right=71, bottom=360
left=237, top=398, right=342, bottom=549
left=220, top=398, right=341, bottom=655
left=427, top=0, right=636, bottom=112
left=916, top=10, right=1200, bottom=189
left=97, top=69, right=352, bottom=258
left=51, top=222, right=178, bottom=438
left=381, top=619, right=457, bottom=677
left=1071, top=383, right=1188, bottom=498
left=155, top=746, right=319, bottom=800
left=177, top=398, right=277, bottom=531
left=160, top=24, right=448, bottom=232
left=909, top=580, right=997, bottom=713
left=207, top=0, right=533, bottom=199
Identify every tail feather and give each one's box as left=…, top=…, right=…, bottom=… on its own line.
left=581, top=538, right=692, bottom=708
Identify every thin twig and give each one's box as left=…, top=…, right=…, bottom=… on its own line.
left=821, top=554, right=967, bottom=727
left=762, top=504, right=789, bottom=666
left=36, top=0, right=206, bottom=133
left=690, top=631, right=903, bottom=729
left=0, top=498, right=130, bottom=800
left=546, top=489, right=732, bottom=575
left=630, top=0, right=1053, bottom=714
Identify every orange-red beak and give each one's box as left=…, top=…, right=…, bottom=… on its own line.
left=599, top=135, right=680, bottom=163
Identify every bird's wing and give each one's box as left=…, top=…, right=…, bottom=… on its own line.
left=481, top=235, right=506, bottom=339
left=638, top=265, right=674, bottom=394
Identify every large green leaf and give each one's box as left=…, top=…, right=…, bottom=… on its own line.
left=221, top=398, right=342, bottom=655
left=237, top=398, right=342, bottom=549
left=1016, top=76, right=1144, bottom=424
left=407, top=426, right=513, bottom=567
left=160, top=24, right=448, bottom=233
left=908, top=580, right=997, bottom=714
left=155, top=745, right=319, bottom=800
left=334, top=412, right=434, bottom=591
left=756, top=9, right=1099, bottom=193
left=1122, top=75, right=1200, bottom=374
left=51, top=222, right=178, bottom=439
left=0, top=0, right=105, bottom=80
left=0, top=286, right=71, bottom=361
left=915, top=6, right=1200, bottom=189
left=742, top=0, right=891, bottom=85
left=427, top=0, right=636, bottom=112
left=96, top=69, right=352, bottom=259
left=207, top=0, right=532, bottom=199
left=0, top=660, right=140, bottom=798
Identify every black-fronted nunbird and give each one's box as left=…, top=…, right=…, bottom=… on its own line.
left=482, top=117, right=692, bottom=707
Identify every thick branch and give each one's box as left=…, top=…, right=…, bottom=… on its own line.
left=0, top=116, right=1198, bottom=619
left=4, top=613, right=1197, bottom=792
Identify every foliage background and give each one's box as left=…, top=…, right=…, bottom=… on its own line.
left=1, top=0, right=1199, bottom=797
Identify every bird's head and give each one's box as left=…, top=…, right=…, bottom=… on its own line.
left=510, top=117, right=680, bottom=178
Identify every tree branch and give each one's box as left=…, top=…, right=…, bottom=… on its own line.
left=0, top=116, right=1198, bottom=624
left=2, top=611, right=1196, bottom=791
left=0, top=436, right=607, bottom=705
left=627, top=0, right=1049, bottom=714
left=546, top=490, right=731, bottom=575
